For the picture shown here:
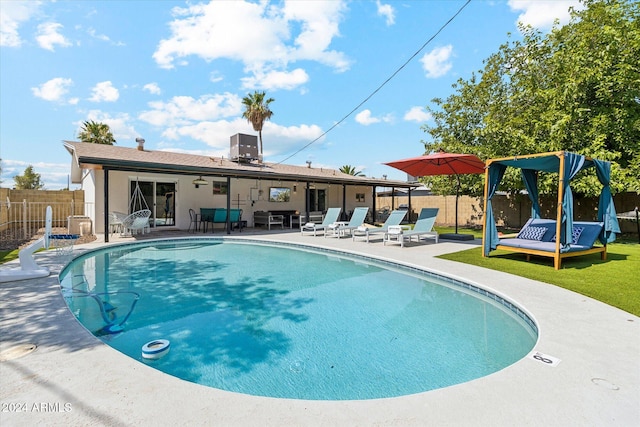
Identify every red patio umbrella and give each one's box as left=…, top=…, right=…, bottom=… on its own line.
left=384, top=151, right=485, bottom=240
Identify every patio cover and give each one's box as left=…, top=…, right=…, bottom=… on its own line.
left=483, top=151, right=620, bottom=257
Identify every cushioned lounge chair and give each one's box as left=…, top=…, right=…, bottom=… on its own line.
left=325, top=207, right=369, bottom=238
left=301, top=208, right=341, bottom=236
left=384, top=208, right=439, bottom=247
left=352, top=210, right=407, bottom=242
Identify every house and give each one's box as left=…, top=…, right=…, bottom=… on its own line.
left=64, top=138, right=417, bottom=241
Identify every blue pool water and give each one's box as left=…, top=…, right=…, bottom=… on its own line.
left=59, top=239, right=537, bottom=400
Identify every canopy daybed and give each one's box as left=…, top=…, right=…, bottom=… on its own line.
left=482, top=151, right=620, bottom=270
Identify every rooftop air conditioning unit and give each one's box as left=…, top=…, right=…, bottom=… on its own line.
left=230, top=133, right=258, bottom=163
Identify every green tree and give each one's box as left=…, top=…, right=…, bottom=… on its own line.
left=241, top=91, right=274, bottom=163
left=423, top=0, right=639, bottom=197
left=78, top=120, right=116, bottom=145
left=14, top=165, right=44, bottom=190
left=339, top=165, right=364, bottom=176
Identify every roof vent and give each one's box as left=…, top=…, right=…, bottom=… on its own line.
left=135, top=137, right=145, bottom=151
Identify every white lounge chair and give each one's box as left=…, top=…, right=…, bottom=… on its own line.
left=121, top=209, right=151, bottom=236
left=352, top=209, right=407, bottom=242
left=325, top=207, right=369, bottom=238
left=384, top=208, right=439, bottom=247
left=301, top=208, right=341, bottom=236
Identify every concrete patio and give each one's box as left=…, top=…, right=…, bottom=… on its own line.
left=1, top=228, right=638, bottom=426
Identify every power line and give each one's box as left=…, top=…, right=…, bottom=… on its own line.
left=275, top=0, right=472, bottom=166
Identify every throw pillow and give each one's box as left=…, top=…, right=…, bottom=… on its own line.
left=550, top=225, right=585, bottom=245
left=517, top=226, right=546, bottom=241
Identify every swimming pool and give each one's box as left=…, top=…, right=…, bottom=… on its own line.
left=59, top=238, right=537, bottom=400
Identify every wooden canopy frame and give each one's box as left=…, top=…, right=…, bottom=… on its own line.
left=482, top=151, right=616, bottom=270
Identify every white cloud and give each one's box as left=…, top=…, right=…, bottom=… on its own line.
left=0, top=159, right=73, bottom=190
left=260, top=121, right=324, bottom=157
left=241, top=68, right=309, bottom=90
left=36, top=22, right=72, bottom=51
left=89, top=81, right=119, bottom=102
left=404, top=106, right=431, bottom=123
left=209, top=71, right=224, bottom=83
left=158, top=119, right=323, bottom=159
left=153, top=0, right=349, bottom=89
left=420, top=45, right=453, bottom=78
left=143, top=82, right=162, bottom=95
left=31, top=77, right=73, bottom=102
left=0, top=1, right=41, bottom=47
left=75, top=110, right=137, bottom=143
left=508, top=0, right=584, bottom=31
left=376, top=1, right=395, bottom=26
left=87, top=27, right=109, bottom=42
left=86, top=27, right=125, bottom=46
left=355, top=109, right=393, bottom=126
left=138, top=93, right=243, bottom=127
left=355, top=110, right=379, bottom=125
left=137, top=90, right=323, bottom=158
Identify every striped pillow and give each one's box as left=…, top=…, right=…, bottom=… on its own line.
left=517, top=226, right=547, bottom=241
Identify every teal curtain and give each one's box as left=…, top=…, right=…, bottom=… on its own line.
left=594, top=160, right=620, bottom=244
left=521, top=169, right=541, bottom=219
left=483, top=164, right=506, bottom=255
left=560, top=153, right=585, bottom=251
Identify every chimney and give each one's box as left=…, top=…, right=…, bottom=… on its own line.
left=136, top=137, right=145, bottom=151
left=306, top=160, right=312, bottom=168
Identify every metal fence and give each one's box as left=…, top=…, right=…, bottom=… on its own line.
left=0, top=200, right=94, bottom=250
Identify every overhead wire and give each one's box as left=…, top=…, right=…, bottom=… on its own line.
left=275, top=0, right=472, bottom=166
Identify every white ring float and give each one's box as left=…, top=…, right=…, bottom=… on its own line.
left=141, top=339, right=170, bottom=359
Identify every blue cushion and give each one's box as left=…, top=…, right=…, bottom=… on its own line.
left=574, top=221, right=603, bottom=247
left=551, top=225, right=585, bottom=245
left=518, top=226, right=547, bottom=241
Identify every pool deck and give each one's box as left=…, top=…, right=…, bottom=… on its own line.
left=1, top=228, right=638, bottom=426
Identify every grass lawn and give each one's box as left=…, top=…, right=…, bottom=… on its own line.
left=434, top=226, right=640, bottom=317
left=0, top=249, right=20, bottom=264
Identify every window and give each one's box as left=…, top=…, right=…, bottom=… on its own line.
left=356, top=193, right=365, bottom=202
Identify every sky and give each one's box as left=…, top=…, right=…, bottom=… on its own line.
left=0, top=0, right=583, bottom=190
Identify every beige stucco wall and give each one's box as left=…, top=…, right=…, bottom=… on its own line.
left=89, top=170, right=375, bottom=233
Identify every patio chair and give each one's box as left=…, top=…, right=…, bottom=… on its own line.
left=301, top=208, right=342, bottom=236
left=384, top=208, right=439, bottom=247
left=188, top=208, right=200, bottom=233
left=109, top=211, right=127, bottom=235
left=325, top=207, right=369, bottom=238
left=352, top=209, right=407, bottom=243
left=121, top=209, right=151, bottom=236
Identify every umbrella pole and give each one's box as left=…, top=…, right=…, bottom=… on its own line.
left=455, top=175, right=460, bottom=234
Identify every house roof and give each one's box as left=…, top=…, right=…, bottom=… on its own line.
left=64, top=141, right=416, bottom=188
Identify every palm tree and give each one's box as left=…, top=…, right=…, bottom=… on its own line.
left=340, top=165, right=364, bottom=176
left=241, top=91, right=274, bottom=163
left=78, top=120, right=116, bottom=145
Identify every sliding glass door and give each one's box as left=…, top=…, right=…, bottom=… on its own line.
left=129, top=180, right=176, bottom=227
